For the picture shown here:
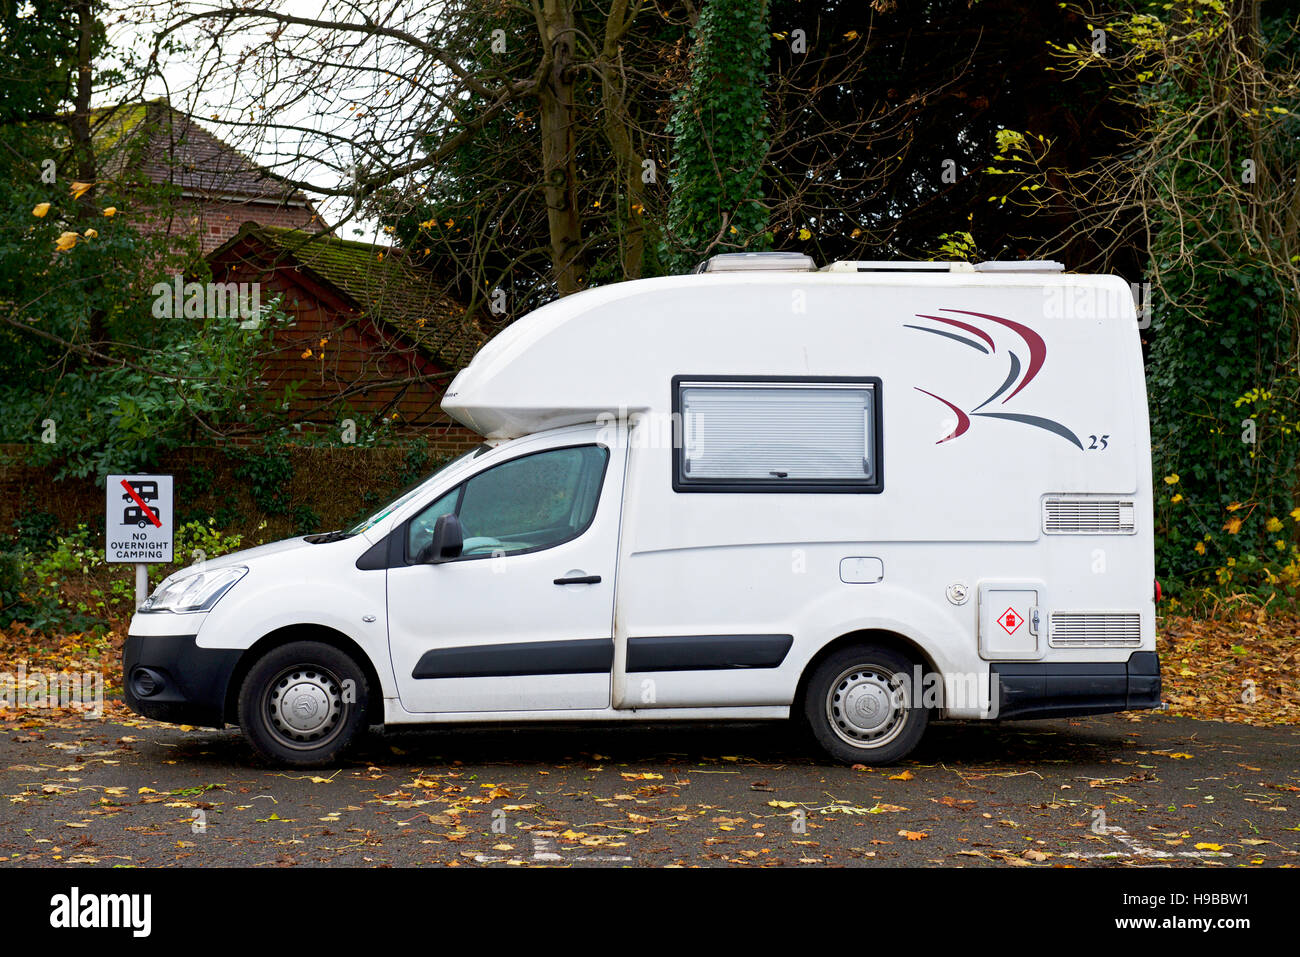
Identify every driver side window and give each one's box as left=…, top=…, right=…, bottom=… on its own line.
left=407, top=444, right=609, bottom=561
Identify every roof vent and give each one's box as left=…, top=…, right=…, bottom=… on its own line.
left=973, top=260, right=1065, bottom=274
left=822, top=259, right=1065, bottom=274
left=822, top=260, right=974, bottom=273
left=692, top=252, right=817, bottom=274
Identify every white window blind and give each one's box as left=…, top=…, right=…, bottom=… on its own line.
left=680, top=383, right=875, bottom=482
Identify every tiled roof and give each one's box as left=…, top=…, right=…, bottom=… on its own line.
left=212, top=223, right=484, bottom=370
left=93, top=100, right=310, bottom=205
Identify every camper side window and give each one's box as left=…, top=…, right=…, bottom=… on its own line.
left=673, top=376, right=882, bottom=493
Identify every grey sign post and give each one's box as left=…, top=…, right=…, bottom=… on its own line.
left=105, top=475, right=174, bottom=609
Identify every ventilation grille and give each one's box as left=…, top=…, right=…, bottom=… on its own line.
left=1043, top=498, right=1136, bottom=535
left=1049, top=612, right=1142, bottom=648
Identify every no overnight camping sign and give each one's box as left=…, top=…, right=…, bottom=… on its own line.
left=105, top=475, right=173, bottom=564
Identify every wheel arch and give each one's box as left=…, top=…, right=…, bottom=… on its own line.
left=793, top=628, right=943, bottom=716
left=224, top=623, right=386, bottom=726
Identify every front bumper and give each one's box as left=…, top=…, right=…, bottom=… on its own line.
left=992, top=651, right=1161, bottom=720
left=122, top=634, right=244, bottom=728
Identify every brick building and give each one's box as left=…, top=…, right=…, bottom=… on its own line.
left=93, top=101, right=482, bottom=452
left=209, top=223, right=483, bottom=453
left=96, top=99, right=322, bottom=252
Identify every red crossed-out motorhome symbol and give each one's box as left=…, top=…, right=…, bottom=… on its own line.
left=121, top=479, right=162, bottom=528
left=998, top=607, right=1024, bottom=635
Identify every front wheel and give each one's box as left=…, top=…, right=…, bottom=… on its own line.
left=802, top=644, right=930, bottom=765
left=237, top=641, right=370, bottom=767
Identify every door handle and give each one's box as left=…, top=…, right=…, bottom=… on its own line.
left=554, top=574, right=601, bottom=585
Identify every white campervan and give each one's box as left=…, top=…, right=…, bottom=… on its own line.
left=124, top=254, right=1160, bottom=767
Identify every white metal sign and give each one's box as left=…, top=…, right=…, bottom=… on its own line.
left=106, top=474, right=174, bottom=564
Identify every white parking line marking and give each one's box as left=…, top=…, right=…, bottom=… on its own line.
left=1069, top=826, right=1232, bottom=860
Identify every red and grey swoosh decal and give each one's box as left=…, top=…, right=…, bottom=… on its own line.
left=941, top=309, right=1045, bottom=404
left=971, top=411, right=1084, bottom=449
left=906, top=309, right=1081, bottom=449
left=973, top=351, right=1020, bottom=411
left=914, top=314, right=997, bottom=354
left=913, top=388, right=969, bottom=444
left=902, top=324, right=990, bottom=354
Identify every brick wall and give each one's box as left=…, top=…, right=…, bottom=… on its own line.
left=187, top=197, right=320, bottom=254
left=137, top=196, right=320, bottom=255
left=218, top=253, right=467, bottom=433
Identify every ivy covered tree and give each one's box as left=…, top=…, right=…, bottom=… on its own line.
left=1043, top=1, right=1300, bottom=596
left=661, top=0, right=772, bottom=272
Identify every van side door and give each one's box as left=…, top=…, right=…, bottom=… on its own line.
left=386, top=429, right=625, bottom=714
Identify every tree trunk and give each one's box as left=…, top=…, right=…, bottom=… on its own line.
left=598, top=0, right=647, bottom=279
left=537, top=0, right=585, bottom=295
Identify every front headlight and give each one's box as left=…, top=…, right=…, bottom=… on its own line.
left=140, top=566, right=248, bottom=613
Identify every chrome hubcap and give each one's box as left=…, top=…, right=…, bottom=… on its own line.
left=826, top=664, right=909, bottom=749
left=265, top=665, right=345, bottom=750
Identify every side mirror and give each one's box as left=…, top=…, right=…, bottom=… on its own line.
left=422, top=514, right=464, bottom=564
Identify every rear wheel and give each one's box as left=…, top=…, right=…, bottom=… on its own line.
left=237, top=641, right=370, bottom=767
left=802, top=644, right=929, bottom=765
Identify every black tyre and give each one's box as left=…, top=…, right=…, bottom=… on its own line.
left=237, top=641, right=370, bottom=767
left=802, top=644, right=930, bottom=765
